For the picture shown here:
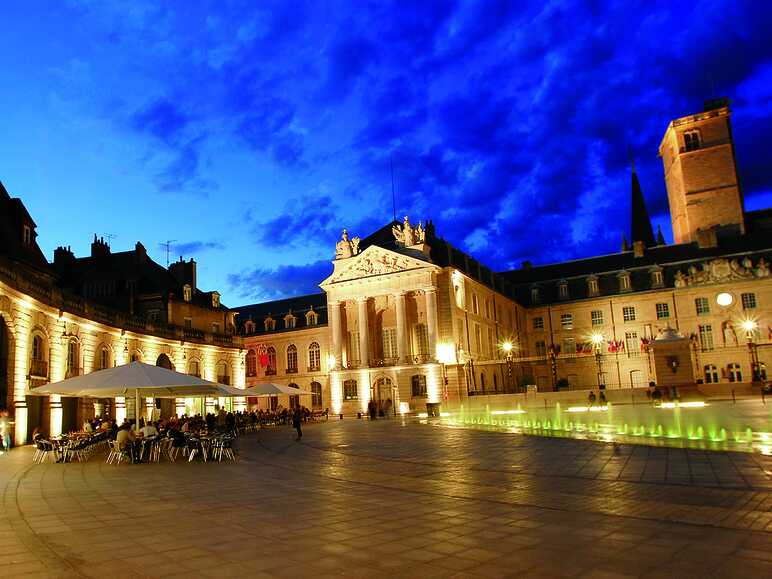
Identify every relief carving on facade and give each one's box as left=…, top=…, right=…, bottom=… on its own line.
left=331, top=248, right=416, bottom=282
left=335, top=229, right=360, bottom=260
left=673, top=257, right=770, bottom=288
left=392, top=215, right=425, bottom=247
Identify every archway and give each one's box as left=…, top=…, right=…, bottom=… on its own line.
left=156, top=353, right=174, bottom=371
left=0, top=315, right=9, bottom=411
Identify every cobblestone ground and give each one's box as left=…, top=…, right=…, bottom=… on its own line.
left=2, top=419, right=772, bottom=578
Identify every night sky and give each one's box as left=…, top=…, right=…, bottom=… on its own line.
left=2, top=1, right=771, bottom=306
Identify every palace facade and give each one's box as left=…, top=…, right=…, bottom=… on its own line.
left=236, top=98, right=771, bottom=416
left=2, top=98, right=771, bottom=442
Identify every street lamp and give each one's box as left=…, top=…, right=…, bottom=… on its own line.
left=591, top=332, right=604, bottom=389
left=742, top=319, right=761, bottom=382
left=502, top=341, right=514, bottom=393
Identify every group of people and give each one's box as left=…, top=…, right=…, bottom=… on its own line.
left=366, top=398, right=394, bottom=420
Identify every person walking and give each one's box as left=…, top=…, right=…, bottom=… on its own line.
left=0, top=410, right=12, bottom=454
left=292, top=407, right=303, bottom=440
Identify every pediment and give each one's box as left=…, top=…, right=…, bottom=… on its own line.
left=320, top=245, right=438, bottom=287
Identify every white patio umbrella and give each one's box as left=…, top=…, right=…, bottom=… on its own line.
left=244, top=383, right=315, bottom=396
left=33, top=361, right=248, bottom=430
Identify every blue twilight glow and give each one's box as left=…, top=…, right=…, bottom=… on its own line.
left=1, top=1, right=771, bottom=304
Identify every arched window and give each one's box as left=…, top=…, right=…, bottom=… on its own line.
left=286, top=344, right=298, bottom=373
left=155, top=353, right=172, bottom=370
left=266, top=347, right=276, bottom=375
left=30, top=334, right=48, bottom=378
left=311, top=381, right=322, bottom=408
left=188, top=359, right=201, bottom=378
left=217, top=360, right=230, bottom=385
left=130, top=351, right=141, bottom=362
left=308, top=342, right=320, bottom=372
left=98, top=346, right=111, bottom=370
left=306, top=308, right=319, bottom=326
left=288, top=383, right=300, bottom=409
left=684, top=130, right=700, bottom=152
left=704, top=364, right=718, bottom=384
left=32, top=335, right=44, bottom=360
left=246, top=349, right=257, bottom=377
left=343, top=379, right=358, bottom=400
left=244, top=320, right=255, bottom=334
left=728, top=363, right=742, bottom=383
left=66, top=340, right=80, bottom=377
left=264, top=316, right=275, bottom=331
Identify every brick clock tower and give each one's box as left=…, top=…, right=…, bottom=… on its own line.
left=659, top=98, right=745, bottom=244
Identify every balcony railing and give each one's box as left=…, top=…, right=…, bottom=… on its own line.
left=286, top=367, right=298, bottom=374
left=183, top=327, right=204, bottom=341
left=217, top=375, right=231, bottom=385
left=370, top=357, right=399, bottom=367
left=307, top=366, right=321, bottom=373
left=246, top=370, right=257, bottom=377
left=265, top=368, right=276, bottom=376
left=29, top=359, right=48, bottom=378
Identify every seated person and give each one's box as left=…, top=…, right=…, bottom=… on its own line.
left=140, top=421, right=159, bottom=438
left=83, top=420, right=93, bottom=432
left=116, top=425, right=135, bottom=450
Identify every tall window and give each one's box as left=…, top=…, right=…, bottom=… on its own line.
left=285, top=315, right=296, bottom=329
left=698, top=325, right=714, bottom=351
left=99, top=346, right=110, bottom=370
left=535, top=340, right=547, bottom=357
left=587, top=276, right=599, bottom=296
left=411, top=375, right=427, bottom=397
left=533, top=317, right=544, bottom=330
left=618, top=272, right=631, bottom=292
left=558, top=280, right=569, bottom=299
left=622, top=306, right=636, bottom=322
left=625, top=331, right=638, bottom=357
left=695, top=297, right=710, bottom=316
left=217, top=361, right=230, bottom=384
left=591, top=310, right=603, bottom=326
left=656, top=303, right=670, bottom=320
left=651, top=269, right=663, bottom=287
left=266, top=346, right=276, bottom=375
left=704, top=364, right=718, bottom=384
left=684, top=131, right=700, bottom=151
left=311, top=381, right=322, bottom=408
left=727, top=363, right=742, bottom=383
left=343, top=379, right=358, bottom=400
left=23, top=225, right=32, bottom=246
left=183, top=284, right=192, bottom=302
left=530, top=287, right=540, bottom=304
left=741, top=293, right=757, bottom=310
left=562, top=337, right=576, bottom=356
left=474, top=324, right=482, bottom=353
left=472, top=294, right=479, bottom=315
left=32, top=335, right=44, bottom=360
left=188, top=360, right=200, bottom=377
left=264, top=317, right=276, bottom=331
left=286, top=344, right=298, bottom=373
left=561, top=314, right=573, bottom=330
left=67, top=341, right=78, bottom=376
left=414, top=324, right=429, bottom=357
left=306, top=309, right=319, bottom=325
left=308, top=342, right=321, bottom=371
left=382, top=328, right=398, bottom=359
left=246, top=349, right=257, bottom=377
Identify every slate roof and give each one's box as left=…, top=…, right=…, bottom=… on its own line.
left=0, top=180, right=51, bottom=272
left=235, top=293, right=327, bottom=336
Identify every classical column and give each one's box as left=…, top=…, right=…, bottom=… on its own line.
left=329, top=300, right=343, bottom=369
left=394, top=291, right=408, bottom=363
left=13, top=317, right=29, bottom=445
left=425, top=287, right=439, bottom=361
left=357, top=297, right=370, bottom=367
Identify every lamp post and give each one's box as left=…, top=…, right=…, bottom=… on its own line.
left=591, top=333, right=604, bottom=389
left=742, top=320, right=761, bottom=383
left=502, top=341, right=514, bottom=393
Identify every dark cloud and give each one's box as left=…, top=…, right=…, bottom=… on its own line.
left=131, top=98, right=189, bottom=143
left=228, top=260, right=332, bottom=302
left=160, top=240, right=226, bottom=257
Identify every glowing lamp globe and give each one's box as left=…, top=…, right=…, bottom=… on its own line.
left=716, top=292, right=733, bottom=306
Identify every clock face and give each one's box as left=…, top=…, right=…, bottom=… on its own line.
left=716, top=292, right=733, bottom=307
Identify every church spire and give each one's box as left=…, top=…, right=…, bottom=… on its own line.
left=630, top=160, right=656, bottom=248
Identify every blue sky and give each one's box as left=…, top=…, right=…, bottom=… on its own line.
left=2, top=1, right=771, bottom=306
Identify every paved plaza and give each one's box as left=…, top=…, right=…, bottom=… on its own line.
left=2, top=420, right=772, bottom=578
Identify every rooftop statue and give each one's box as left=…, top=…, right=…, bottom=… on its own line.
left=392, top=215, right=425, bottom=247
left=335, top=228, right=360, bottom=259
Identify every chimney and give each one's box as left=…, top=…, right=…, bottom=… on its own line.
left=90, top=235, right=110, bottom=258
left=169, top=256, right=197, bottom=291
left=54, top=245, right=75, bottom=266
left=134, top=241, right=147, bottom=262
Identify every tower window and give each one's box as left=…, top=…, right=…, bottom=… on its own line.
left=684, top=131, right=701, bottom=152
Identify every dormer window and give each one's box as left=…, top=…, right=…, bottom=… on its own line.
left=618, top=271, right=632, bottom=292
left=587, top=276, right=599, bottom=297
left=264, top=316, right=276, bottom=331
left=183, top=284, right=192, bottom=302
left=212, top=292, right=220, bottom=308
left=306, top=308, right=319, bottom=326
left=684, top=130, right=701, bottom=152
left=557, top=279, right=569, bottom=300
left=285, top=312, right=296, bottom=329
left=23, top=225, right=32, bottom=246
left=244, top=320, right=255, bottom=334
left=650, top=267, right=664, bottom=288
left=530, top=285, right=540, bottom=304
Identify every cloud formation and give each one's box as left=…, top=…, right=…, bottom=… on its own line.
left=228, top=260, right=332, bottom=301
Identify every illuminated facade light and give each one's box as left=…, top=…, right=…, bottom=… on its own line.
left=716, top=292, right=733, bottom=306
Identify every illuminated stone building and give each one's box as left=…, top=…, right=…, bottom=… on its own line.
left=0, top=182, right=243, bottom=444
left=237, top=99, right=771, bottom=415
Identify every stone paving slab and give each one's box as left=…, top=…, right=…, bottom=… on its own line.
left=0, top=419, right=771, bottom=578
